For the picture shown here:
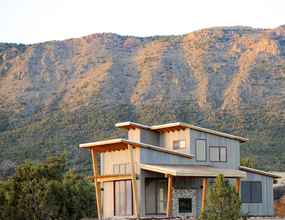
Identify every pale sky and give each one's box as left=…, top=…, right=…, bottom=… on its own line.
left=1, top=0, right=285, bottom=44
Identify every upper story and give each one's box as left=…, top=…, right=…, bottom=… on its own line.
left=116, top=121, right=248, bottom=169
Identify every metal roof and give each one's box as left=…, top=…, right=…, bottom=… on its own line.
left=116, top=121, right=248, bottom=142
left=240, top=166, right=281, bottom=178
left=141, top=163, right=247, bottom=178
left=80, top=138, right=193, bottom=159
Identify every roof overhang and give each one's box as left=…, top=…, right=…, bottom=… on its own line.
left=240, top=166, right=281, bottom=179
left=141, top=164, right=247, bottom=178
left=80, top=138, right=193, bottom=159
left=151, top=122, right=248, bottom=142
left=116, top=121, right=248, bottom=143
left=115, top=122, right=151, bottom=130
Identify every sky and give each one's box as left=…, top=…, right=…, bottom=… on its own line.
left=1, top=0, right=285, bottom=44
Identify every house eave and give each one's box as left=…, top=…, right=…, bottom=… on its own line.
left=240, top=166, right=281, bottom=178
left=80, top=138, right=194, bottom=159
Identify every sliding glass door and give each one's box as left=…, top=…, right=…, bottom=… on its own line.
left=145, top=178, right=167, bottom=215
left=114, top=180, right=133, bottom=216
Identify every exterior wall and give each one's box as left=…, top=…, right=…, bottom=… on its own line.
left=159, top=129, right=190, bottom=154
left=140, top=147, right=194, bottom=165
left=189, top=129, right=240, bottom=169
left=241, top=172, right=274, bottom=216
left=128, top=128, right=141, bottom=142
left=101, top=148, right=141, bottom=218
left=174, top=177, right=202, bottom=218
left=141, top=129, right=160, bottom=146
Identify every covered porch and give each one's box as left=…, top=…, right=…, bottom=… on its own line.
left=140, top=164, right=247, bottom=218
left=80, top=138, right=194, bottom=220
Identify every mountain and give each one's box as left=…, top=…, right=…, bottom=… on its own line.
left=1, top=26, right=285, bottom=176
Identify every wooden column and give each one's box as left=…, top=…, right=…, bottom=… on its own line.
left=128, top=144, right=140, bottom=218
left=166, top=175, right=174, bottom=217
left=235, top=177, right=241, bottom=194
left=201, top=178, right=208, bottom=212
left=91, top=149, right=103, bottom=220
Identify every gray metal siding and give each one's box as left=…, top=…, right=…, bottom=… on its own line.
left=189, top=129, right=240, bottom=169
left=141, top=129, right=160, bottom=146
left=241, top=172, right=274, bottom=216
left=140, top=147, right=194, bottom=165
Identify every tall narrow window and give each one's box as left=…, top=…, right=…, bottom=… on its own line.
left=196, top=139, right=206, bottom=161
left=114, top=180, right=133, bottom=216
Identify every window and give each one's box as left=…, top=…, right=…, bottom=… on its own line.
left=196, top=139, right=206, bottom=161
left=114, top=180, right=133, bottom=216
left=209, top=146, right=227, bottom=162
left=113, top=163, right=132, bottom=175
left=145, top=178, right=167, bottom=214
left=179, top=198, right=192, bottom=213
left=241, top=181, right=262, bottom=203
left=173, top=140, right=186, bottom=149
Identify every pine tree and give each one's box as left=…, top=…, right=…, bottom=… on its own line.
left=200, top=174, right=241, bottom=220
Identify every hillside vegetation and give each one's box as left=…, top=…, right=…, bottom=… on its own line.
left=1, top=26, right=285, bottom=176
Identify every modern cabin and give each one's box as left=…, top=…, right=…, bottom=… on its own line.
left=80, top=121, right=280, bottom=219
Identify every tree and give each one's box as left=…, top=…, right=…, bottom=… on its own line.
left=0, top=154, right=96, bottom=220
left=240, top=157, right=256, bottom=168
left=200, top=174, right=241, bottom=220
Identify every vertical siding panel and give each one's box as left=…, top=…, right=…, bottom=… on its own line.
left=241, top=172, right=274, bottom=216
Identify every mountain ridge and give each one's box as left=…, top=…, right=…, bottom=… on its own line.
left=1, top=25, right=285, bottom=176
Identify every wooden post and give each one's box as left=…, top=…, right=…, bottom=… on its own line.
left=166, top=175, right=174, bottom=217
left=128, top=144, right=140, bottom=218
left=91, top=149, right=103, bottom=220
left=235, top=177, right=241, bottom=194
left=201, top=178, right=208, bottom=212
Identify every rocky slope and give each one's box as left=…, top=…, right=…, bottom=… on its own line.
left=1, top=26, right=285, bottom=175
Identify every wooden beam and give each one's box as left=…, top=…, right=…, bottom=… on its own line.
left=91, top=149, right=103, bottom=220
left=166, top=175, right=174, bottom=217
left=90, top=174, right=133, bottom=183
left=128, top=144, right=140, bottom=218
left=235, top=177, right=241, bottom=194
left=201, top=178, right=208, bottom=212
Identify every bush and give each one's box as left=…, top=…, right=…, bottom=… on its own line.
left=200, top=174, right=241, bottom=220
left=0, top=154, right=96, bottom=220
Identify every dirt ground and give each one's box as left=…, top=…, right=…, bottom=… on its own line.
left=249, top=218, right=285, bottom=220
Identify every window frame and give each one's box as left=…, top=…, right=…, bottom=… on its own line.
left=173, top=139, right=186, bottom=150
left=195, top=139, right=207, bottom=162
left=209, top=146, right=227, bottom=162
left=241, top=181, right=263, bottom=204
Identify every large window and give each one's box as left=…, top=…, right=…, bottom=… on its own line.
left=241, top=181, right=262, bottom=203
left=196, top=139, right=206, bottom=161
left=145, top=178, right=167, bottom=214
left=173, top=140, right=186, bottom=150
left=209, top=146, right=227, bottom=162
left=114, top=180, right=133, bottom=216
